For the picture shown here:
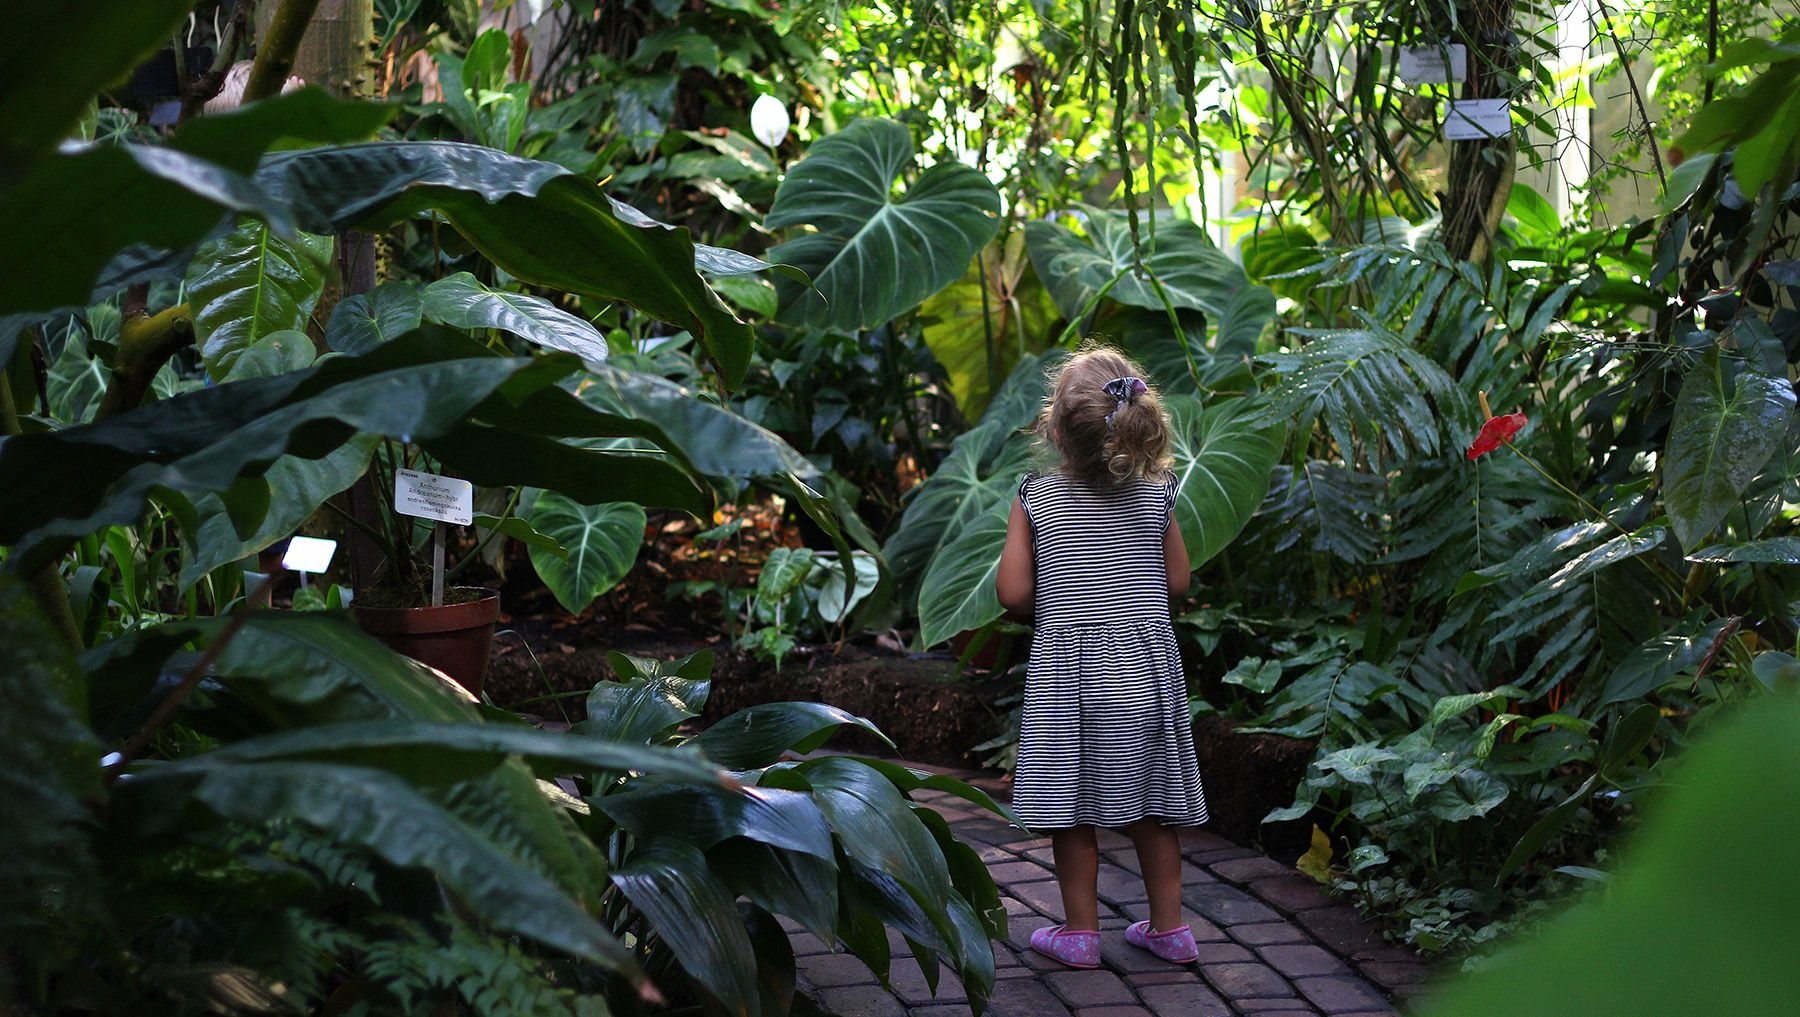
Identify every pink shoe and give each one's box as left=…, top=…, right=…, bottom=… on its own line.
left=1029, top=924, right=1101, bottom=968
left=1125, top=921, right=1199, bottom=963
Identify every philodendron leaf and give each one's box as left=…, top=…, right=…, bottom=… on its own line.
left=1024, top=207, right=1277, bottom=354
left=187, top=219, right=334, bottom=380
left=421, top=272, right=609, bottom=362
left=1664, top=351, right=1796, bottom=552
left=524, top=494, right=645, bottom=615
left=253, top=141, right=754, bottom=387
left=918, top=231, right=1060, bottom=420
left=327, top=281, right=424, bottom=354
left=916, top=496, right=1012, bottom=649
left=1164, top=394, right=1285, bottom=568
left=766, top=117, right=1001, bottom=330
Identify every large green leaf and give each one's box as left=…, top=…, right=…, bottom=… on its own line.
left=918, top=232, right=1060, bottom=420
left=1261, top=326, right=1466, bottom=464
left=708, top=841, right=841, bottom=942
left=176, top=436, right=378, bottom=591
left=1663, top=351, right=1795, bottom=552
left=0, top=576, right=102, bottom=958
left=693, top=702, right=892, bottom=770
left=524, top=494, right=645, bottom=615
left=0, top=90, right=393, bottom=316
left=597, top=781, right=835, bottom=858
left=574, top=363, right=816, bottom=479
left=0, top=332, right=706, bottom=573
left=915, top=497, right=1011, bottom=649
left=187, top=220, right=335, bottom=379
left=121, top=759, right=649, bottom=985
left=765, top=118, right=1001, bottom=330
left=611, top=838, right=761, bottom=1017
left=327, top=281, right=425, bottom=355
left=1422, top=699, right=1800, bottom=1017
left=253, top=141, right=753, bottom=387
left=166, top=720, right=728, bottom=788
left=796, top=757, right=957, bottom=945
left=883, top=420, right=1035, bottom=610
left=421, top=272, right=609, bottom=362
left=0, top=0, right=193, bottom=176
left=1165, top=394, right=1285, bottom=567
left=1024, top=208, right=1276, bottom=353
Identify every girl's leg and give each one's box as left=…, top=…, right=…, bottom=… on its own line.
left=1050, top=825, right=1100, bottom=930
left=1125, top=819, right=1184, bottom=931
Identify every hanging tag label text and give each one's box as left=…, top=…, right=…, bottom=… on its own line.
left=394, top=469, right=473, bottom=525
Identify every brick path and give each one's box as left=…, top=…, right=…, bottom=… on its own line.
left=792, top=773, right=1434, bottom=1017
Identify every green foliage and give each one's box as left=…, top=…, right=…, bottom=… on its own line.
left=524, top=495, right=646, bottom=615
left=186, top=220, right=334, bottom=380
left=766, top=117, right=1002, bottom=331
left=1419, top=698, right=1800, bottom=1017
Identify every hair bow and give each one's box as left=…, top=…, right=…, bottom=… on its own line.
left=1102, top=376, right=1147, bottom=427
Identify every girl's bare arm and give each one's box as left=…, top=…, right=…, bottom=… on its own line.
left=1164, top=516, right=1190, bottom=597
left=996, top=497, right=1035, bottom=615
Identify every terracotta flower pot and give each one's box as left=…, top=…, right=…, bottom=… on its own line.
left=353, top=588, right=501, bottom=696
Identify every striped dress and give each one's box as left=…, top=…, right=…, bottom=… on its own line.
left=1011, top=470, right=1209, bottom=830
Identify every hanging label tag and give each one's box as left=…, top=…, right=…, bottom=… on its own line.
left=1399, top=44, right=1467, bottom=84
left=281, top=535, right=338, bottom=574
left=394, top=469, right=473, bottom=525
left=1445, top=99, right=1512, bottom=140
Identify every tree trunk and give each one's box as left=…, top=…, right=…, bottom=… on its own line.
left=255, top=0, right=374, bottom=95
left=1439, top=0, right=1518, bottom=264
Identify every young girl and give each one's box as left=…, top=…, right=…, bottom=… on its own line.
left=996, top=346, right=1209, bottom=969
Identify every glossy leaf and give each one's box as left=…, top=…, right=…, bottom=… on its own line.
left=579, top=673, right=706, bottom=747
left=597, top=781, right=835, bottom=858
left=173, top=719, right=728, bottom=787
left=708, top=841, right=840, bottom=942
left=187, top=220, right=334, bottom=379
left=1025, top=208, right=1276, bottom=352
left=915, top=496, right=1012, bottom=649
left=327, top=282, right=425, bottom=354
left=1664, top=352, right=1795, bottom=552
left=1687, top=537, right=1800, bottom=564
left=882, top=420, right=1032, bottom=611
left=575, top=362, right=816, bottom=479
left=421, top=272, right=609, bottom=362
left=524, top=495, right=645, bottom=615
left=611, top=838, right=760, bottom=1017
left=253, top=141, right=753, bottom=386
left=797, top=757, right=954, bottom=916
left=1164, top=394, right=1285, bottom=568
left=693, top=702, right=892, bottom=770
left=766, top=118, right=1001, bottom=330
left=0, top=89, right=392, bottom=316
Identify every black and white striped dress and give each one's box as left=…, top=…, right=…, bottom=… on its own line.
left=1011, top=470, right=1209, bottom=830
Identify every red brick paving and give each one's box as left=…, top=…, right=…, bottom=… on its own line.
left=792, top=763, right=1426, bottom=1017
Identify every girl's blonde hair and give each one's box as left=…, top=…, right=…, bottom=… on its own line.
left=1035, top=344, right=1172, bottom=485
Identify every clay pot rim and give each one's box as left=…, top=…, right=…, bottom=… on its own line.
left=352, top=587, right=500, bottom=635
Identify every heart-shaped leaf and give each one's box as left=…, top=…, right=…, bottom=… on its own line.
left=915, top=496, right=1012, bottom=649
left=1164, top=394, right=1285, bottom=567
left=328, top=282, right=425, bottom=354
left=524, top=495, right=645, bottom=615
left=1664, top=351, right=1796, bottom=552
left=766, top=118, right=1000, bottom=330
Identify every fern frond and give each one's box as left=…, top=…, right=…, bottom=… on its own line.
left=1256, top=461, right=1389, bottom=564
left=1264, top=324, right=1470, bottom=468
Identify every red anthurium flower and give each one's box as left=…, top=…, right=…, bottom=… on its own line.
left=1466, top=412, right=1528, bottom=460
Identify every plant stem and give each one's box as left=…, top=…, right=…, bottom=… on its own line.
left=245, top=0, right=324, bottom=103
left=1501, top=440, right=1686, bottom=594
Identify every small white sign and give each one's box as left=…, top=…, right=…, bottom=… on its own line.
left=1445, top=99, right=1512, bottom=140
left=281, top=536, right=338, bottom=574
left=394, top=469, right=473, bottom=525
left=1399, top=44, right=1467, bottom=84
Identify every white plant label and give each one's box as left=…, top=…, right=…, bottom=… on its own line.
left=1445, top=99, right=1512, bottom=140
left=394, top=469, right=473, bottom=525
left=1399, top=44, right=1467, bottom=84
left=281, top=535, right=338, bottom=574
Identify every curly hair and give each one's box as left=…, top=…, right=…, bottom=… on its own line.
left=1034, top=344, right=1172, bottom=486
